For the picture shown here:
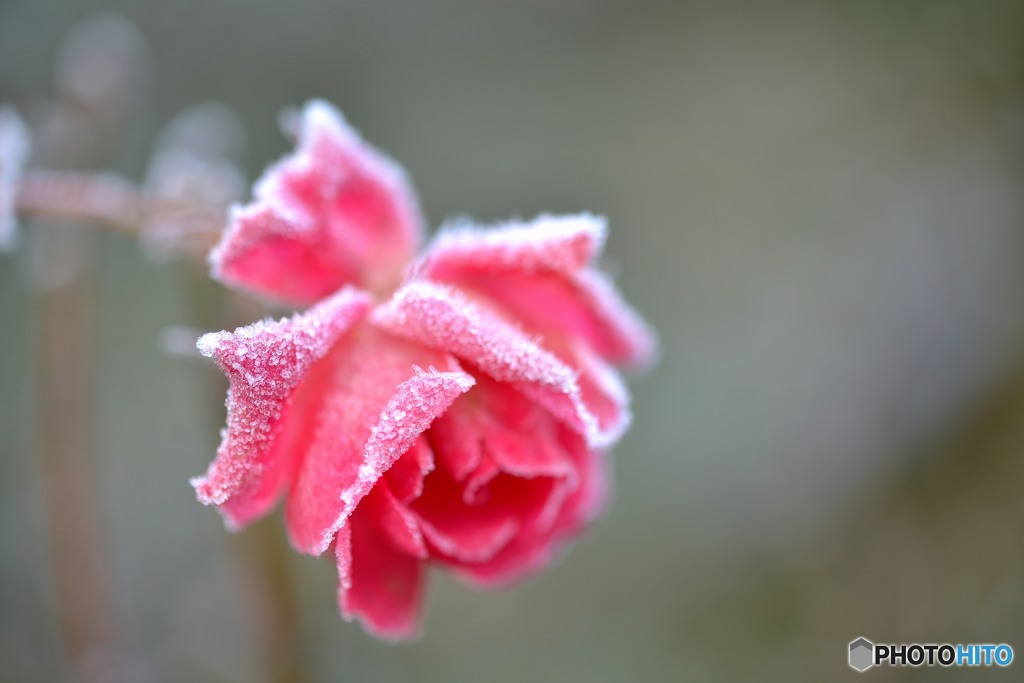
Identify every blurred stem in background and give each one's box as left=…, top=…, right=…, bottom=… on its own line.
left=20, top=13, right=310, bottom=682
left=15, top=170, right=222, bottom=258
left=240, top=520, right=310, bottom=683
left=35, top=230, right=117, bottom=680
left=28, top=14, right=147, bottom=682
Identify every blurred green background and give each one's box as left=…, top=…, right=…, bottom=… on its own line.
left=3, top=1, right=1024, bottom=681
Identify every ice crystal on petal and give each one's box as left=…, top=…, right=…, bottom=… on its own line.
left=420, top=213, right=606, bottom=276
left=316, top=368, right=475, bottom=554
left=191, top=286, right=371, bottom=527
left=417, top=213, right=657, bottom=369
left=283, top=329, right=472, bottom=556
left=373, top=281, right=629, bottom=447
left=0, top=106, right=30, bottom=251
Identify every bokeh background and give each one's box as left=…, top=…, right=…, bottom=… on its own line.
left=3, top=1, right=1024, bottom=681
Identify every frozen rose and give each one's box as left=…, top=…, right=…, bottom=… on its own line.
left=194, top=100, right=654, bottom=639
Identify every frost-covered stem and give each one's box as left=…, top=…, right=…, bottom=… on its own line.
left=15, top=170, right=224, bottom=255
left=35, top=237, right=121, bottom=680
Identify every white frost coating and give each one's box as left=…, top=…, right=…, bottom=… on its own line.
left=423, top=213, right=607, bottom=274
left=0, top=106, right=30, bottom=251
left=314, top=367, right=476, bottom=554
left=373, top=281, right=625, bottom=448
left=191, top=286, right=372, bottom=515
left=415, top=211, right=655, bottom=368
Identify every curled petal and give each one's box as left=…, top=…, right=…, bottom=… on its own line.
left=411, top=469, right=521, bottom=563
left=383, top=436, right=434, bottom=504
left=418, top=377, right=581, bottom=566
left=426, top=401, right=485, bottom=483
left=455, top=428, right=610, bottom=589
left=191, top=286, right=372, bottom=529
left=417, top=214, right=656, bottom=368
left=211, top=100, right=422, bottom=303
left=336, top=513, right=425, bottom=641
left=285, top=329, right=474, bottom=556
left=429, top=373, right=576, bottom=486
left=574, top=269, right=659, bottom=368
left=462, top=457, right=501, bottom=505
left=413, top=467, right=575, bottom=568
left=553, top=339, right=632, bottom=452
left=373, top=281, right=628, bottom=447
left=360, top=482, right=428, bottom=559
left=0, top=106, right=30, bottom=252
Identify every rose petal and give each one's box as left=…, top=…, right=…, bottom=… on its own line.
left=455, top=427, right=609, bottom=588
left=0, top=106, right=30, bottom=252
left=373, top=281, right=627, bottom=447
left=550, top=425, right=611, bottom=538
left=429, top=373, right=576, bottom=487
left=461, top=269, right=657, bottom=370
left=470, top=374, right=578, bottom=481
left=360, top=481, right=427, bottom=559
left=550, top=338, right=632, bottom=453
left=335, top=513, right=424, bottom=641
left=191, top=286, right=371, bottom=529
left=411, top=468, right=521, bottom=563
left=418, top=213, right=605, bottom=277
left=462, top=456, right=501, bottom=505
left=383, top=435, right=434, bottom=504
left=416, top=214, right=656, bottom=368
left=425, top=378, right=578, bottom=534
left=414, top=376, right=580, bottom=564
left=575, top=269, right=659, bottom=368
left=425, top=399, right=485, bottom=482
left=486, top=441, right=577, bottom=535
left=211, top=100, right=422, bottom=304
left=285, top=328, right=474, bottom=555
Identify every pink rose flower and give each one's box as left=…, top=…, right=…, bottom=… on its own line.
left=193, top=101, right=656, bottom=639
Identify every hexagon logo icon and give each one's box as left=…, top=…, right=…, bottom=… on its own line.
left=849, top=637, right=875, bottom=672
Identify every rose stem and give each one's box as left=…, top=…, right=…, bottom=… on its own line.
left=34, top=221, right=121, bottom=681
left=14, top=170, right=223, bottom=256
